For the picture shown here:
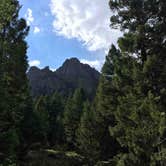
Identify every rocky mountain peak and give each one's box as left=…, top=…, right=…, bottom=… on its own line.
left=27, top=58, right=100, bottom=98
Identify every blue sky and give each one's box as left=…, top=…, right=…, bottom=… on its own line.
left=19, top=0, right=121, bottom=71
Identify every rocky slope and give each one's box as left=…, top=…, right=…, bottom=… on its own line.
left=27, top=58, right=100, bottom=98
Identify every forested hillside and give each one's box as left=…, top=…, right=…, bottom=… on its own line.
left=0, top=0, right=166, bottom=166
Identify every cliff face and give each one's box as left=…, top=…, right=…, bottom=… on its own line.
left=27, top=58, right=100, bottom=98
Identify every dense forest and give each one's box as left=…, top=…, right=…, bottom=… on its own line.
left=0, top=0, right=166, bottom=165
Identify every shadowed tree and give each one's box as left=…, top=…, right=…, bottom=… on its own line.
left=108, top=0, right=166, bottom=164
left=63, top=88, right=86, bottom=149
left=0, top=0, right=31, bottom=164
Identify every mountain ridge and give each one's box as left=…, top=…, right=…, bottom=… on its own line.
left=27, top=58, right=100, bottom=98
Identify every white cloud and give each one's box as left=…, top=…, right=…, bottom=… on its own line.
left=80, top=59, right=104, bottom=71
left=29, top=60, right=41, bottom=67
left=34, top=26, right=41, bottom=34
left=50, top=68, right=56, bottom=71
left=50, top=0, right=121, bottom=52
left=25, top=8, right=34, bottom=26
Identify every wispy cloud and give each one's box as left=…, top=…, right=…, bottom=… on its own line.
left=80, top=59, right=104, bottom=71
left=25, top=8, right=34, bottom=26
left=29, top=60, right=41, bottom=67
left=50, top=0, right=121, bottom=52
left=50, top=68, right=56, bottom=71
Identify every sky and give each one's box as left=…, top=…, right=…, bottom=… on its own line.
left=19, top=0, right=121, bottom=71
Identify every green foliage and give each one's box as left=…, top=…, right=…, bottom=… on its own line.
left=0, top=0, right=165, bottom=165
left=34, top=96, right=49, bottom=144
left=21, top=109, right=44, bottom=148
left=110, top=0, right=166, bottom=64
left=63, top=88, right=86, bottom=148
left=107, top=0, right=166, bottom=165
left=110, top=92, right=165, bottom=165
left=76, top=101, right=101, bottom=161
left=47, top=93, right=65, bottom=146
left=76, top=46, right=122, bottom=162
left=0, top=0, right=18, bottom=30
left=92, top=46, right=122, bottom=161
left=0, top=129, right=19, bottom=165
left=0, top=0, right=30, bottom=163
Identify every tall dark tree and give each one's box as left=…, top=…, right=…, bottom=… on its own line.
left=76, top=46, right=123, bottom=163
left=0, top=0, right=31, bottom=164
left=109, top=0, right=166, bottom=99
left=108, top=0, right=166, bottom=164
left=93, top=45, right=122, bottom=161
left=47, top=92, right=65, bottom=147
left=63, top=88, right=86, bottom=149
left=76, top=101, right=101, bottom=163
left=34, top=96, right=49, bottom=145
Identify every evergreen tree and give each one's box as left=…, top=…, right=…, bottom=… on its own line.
left=47, top=92, right=65, bottom=147
left=110, top=92, right=166, bottom=165
left=63, top=88, right=86, bottom=149
left=0, top=0, right=30, bottom=164
left=96, top=45, right=120, bottom=124
left=107, top=0, right=166, bottom=164
left=93, top=46, right=122, bottom=161
left=109, top=0, right=166, bottom=98
left=76, top=101, right=101, bottom=162
left=34, top=96, right=49, bottom=145
left=76, top=46, right=123, bottom=162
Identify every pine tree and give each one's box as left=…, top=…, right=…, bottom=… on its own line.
left=76, top=46, right=123, bottom=163
left=0, top=0, right=31, bottom=164
left=92, top=45, right=122, bottom=161
left=34, top=96, right=49, bottom=145
left=109, top=0, right=166, bottom=98
left=107, top=0, right=166, bottom=164
left=63, top=88, right=86, bottom=149
left=47, top=92, right=65, bottom=146
left=96, top=45, right=120, bottom=124
left=76, top=101, right=103, bottom=164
